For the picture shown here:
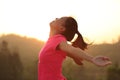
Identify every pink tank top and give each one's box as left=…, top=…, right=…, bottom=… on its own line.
left=38, top=34, right=67, bottom=80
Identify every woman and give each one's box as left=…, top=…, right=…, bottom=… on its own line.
left=38, top=16, right=112, bottom=80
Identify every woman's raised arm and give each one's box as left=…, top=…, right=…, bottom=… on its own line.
left=58, top=41, right=112, bottom=67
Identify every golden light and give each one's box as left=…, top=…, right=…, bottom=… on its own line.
left=0, top=0, right=120, bottom=44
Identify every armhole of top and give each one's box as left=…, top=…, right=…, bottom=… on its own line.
left=56, top=43, right=60, bottom=50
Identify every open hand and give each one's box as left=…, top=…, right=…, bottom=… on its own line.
left=92, top=56, right=112, bottom=67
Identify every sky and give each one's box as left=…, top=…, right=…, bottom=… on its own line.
left=0, top=0, right=120, bottom=44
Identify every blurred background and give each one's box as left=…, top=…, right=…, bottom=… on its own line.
left=0, top=0, right=120, bottom=80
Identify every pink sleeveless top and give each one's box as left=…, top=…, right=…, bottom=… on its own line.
left=38, top=34, right=67, bottom=80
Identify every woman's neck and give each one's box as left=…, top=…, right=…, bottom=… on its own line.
left=49, top=31, right=59, bottom=37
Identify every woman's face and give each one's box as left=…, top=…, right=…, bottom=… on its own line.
left=50, top=17, right=67, bottom=28
left=49, top=17, right=68, bottom=33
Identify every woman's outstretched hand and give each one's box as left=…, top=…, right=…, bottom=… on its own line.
left=91, top=56, right=112, bottom=67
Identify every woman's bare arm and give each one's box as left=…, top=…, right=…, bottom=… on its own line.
left=58, top=41, right=112, bottom=67
left=59, top=41, right=93, bottom=62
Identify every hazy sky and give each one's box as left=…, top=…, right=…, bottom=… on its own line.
left=0, top=0, right=120, bottom=44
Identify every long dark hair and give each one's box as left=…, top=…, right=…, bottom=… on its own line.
left=62, top=17, right=87, bottom=50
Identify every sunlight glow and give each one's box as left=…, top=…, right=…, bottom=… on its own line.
left=0, top=0, right=120, bottom=44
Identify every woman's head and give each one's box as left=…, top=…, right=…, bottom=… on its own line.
left=50, top=17, right=77, bottom=40
left=50, top=16, right=88, bottom=50
left=49, top=17, right=67, bottom=34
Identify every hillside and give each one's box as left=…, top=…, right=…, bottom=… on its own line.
left=0, top=34, right=44, bottom=64
left=0, top=34, right=120, bottom=80
left=86, top=41, right=120, bottom=64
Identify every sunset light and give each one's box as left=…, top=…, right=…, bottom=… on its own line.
left=0, top=0, right=120, bottom=44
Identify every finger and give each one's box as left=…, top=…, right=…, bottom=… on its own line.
left=99, top=61, right=112, bottom=67
left=104, top=61, right=112, bottom=66
left=103, top=57, right=110, bottom=61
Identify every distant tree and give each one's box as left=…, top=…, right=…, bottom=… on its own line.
left=11, top=47, right=23, bottom=80
left=0, top=40, right=14, bottom=80
left=0, top=40, right=23, bottom=80
left=107, top=62, right=120, bottom=80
